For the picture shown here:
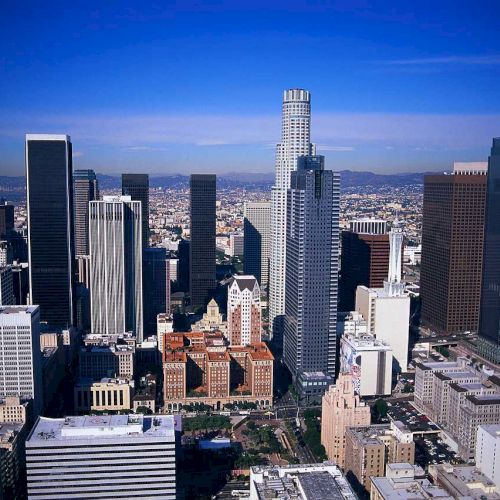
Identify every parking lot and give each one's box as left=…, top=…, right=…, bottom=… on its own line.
left=414, top=434, right=460, bottom=469
left=387, top=401, right=440, bottom=434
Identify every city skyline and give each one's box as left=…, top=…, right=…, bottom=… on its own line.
left=2, top=2, right=500, bottom=175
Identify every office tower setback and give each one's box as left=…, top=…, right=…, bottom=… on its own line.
left=89, top=196, right=143, bottom=341
left=270, top=89, right=315, bottom=341
left=339, top=221, right=390, bottom=311
left=227, top=275, right=261, bottom=346
left=244, top=201, right=271, bottom=288
left=73, top=169, right=99, bottom=257
left=283, top=156, right=339, bottom=390
left=189, top=174, right=216, bottom=309
left=421, top=162, right=488, bottom=335
left=0, top=306, right=42, bottom=416
left=25, top=134, right=75, bottom=328
left=478, top=140, right=500, bottom=363
left=122, top=173, right=149, bottom=248
left=321, top=372, right=371, bottom=468
left=143, top=248, right=170, bottom=336
left=26, top=414, right=176, bottom=499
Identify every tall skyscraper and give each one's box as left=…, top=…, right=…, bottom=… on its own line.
left=0, top=266, right=15, bottom=305
left=269, top=89, right=315, bottom=341
left=189, top=174, right=216, bottom=310
left=421, top=162, right=488, bottom=335
left=283, top=156, right=339, bottom=392
left=478, top=139, right=500, bottom=363
left=243, top=201, right=271, bottom=288
left=73, top=169, right=99, bottom=257
left=89, top=196, right=143, bottom=341
left=143, top=248, right=170, bottom=336
left=122, top=173, right=149, bottom=249
left=227, top=275, right=261, bottom=346
left=339, top=221, right=390, bottom=311
left=0, top=305, right=43, bottom=416
left=25, top=134, right=75, bottom=329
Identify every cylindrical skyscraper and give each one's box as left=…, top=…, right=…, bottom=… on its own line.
left=269, top=89, right=315, bottom=343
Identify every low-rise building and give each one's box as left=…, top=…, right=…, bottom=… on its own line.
left=429, top=463, right=499, bottom=499
left=74, top=377, right=134, bottom=414
left=26, top=414, right=177, bottom=499
left=163, top=331, right=273, bottom=411
left=132, top=374, right=157, bottom=413
left=79, top=333, right=135, bottom=379
left=344, top=422, right=415, bottom=490
left=249, top=462, right=357, bottom=499
left=370, top=463, right=450, bottom=499
left=0, top=396, right=29, bottom=424
left=476, top=424, right=500, bottom=493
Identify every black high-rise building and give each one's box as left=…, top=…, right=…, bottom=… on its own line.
left=74, top=169, right=99, bottom=257
left=0, top=201, right=14, bottom=238
left=478, top=139, right=500, bottom=362
left=122, top=173, right=149, bottom=249
left=143, top=248, right=169, bottom=335
left=189, top=174, right=216, bottom=310
left=25, top=134, right=75, bottom=328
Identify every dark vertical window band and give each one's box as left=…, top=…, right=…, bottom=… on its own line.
left=122, top=173, right=149, bottom=249
left=26, top=135, right=75, bottom=329
left=189, top=174, right=216, bottom=309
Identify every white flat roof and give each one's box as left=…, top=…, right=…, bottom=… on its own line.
left=26, top=134, right=70, bottom=141
left=27, top=415, right=175, bottom=444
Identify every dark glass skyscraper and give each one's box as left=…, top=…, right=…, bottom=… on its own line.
left=283, top=156, right=340, bottom=395
left=421, top=163, right=487, bottom=335
left=74, top=169, right=99, bottom=257
left=122, top=173, right=149, bottom=249
left=189, top=174, right=216, bottom=310
left=143, top=247, right=169, bottom=335
left=478, top=139, right=500, bottom=362
left=0, top=201, right=14, bottom=239
left=25, top=134, right=75, bottom=328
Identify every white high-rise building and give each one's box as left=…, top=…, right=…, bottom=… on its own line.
left=269, top=89, right=315, bottom=340
left=0, top=306, right=42, bottom=416
left=355, top=220, right=410, bottom=372
left=26, top=414, right=176, bottom=499
left=475, top=424, right=500, bottom=492
left=89, top=196, right=143, bottom=341
left=227, top=275, right=261, bottom=346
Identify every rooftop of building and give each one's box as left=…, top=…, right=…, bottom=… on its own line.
left=0, top=422, right=25, bottom=446
left=434, top=370, right=477, bottom=382
left=0, top=305, right=38, bottom=315
left=76, top=377, right=133, bottom=387
left=207, top=350, right=230, bottom=362
left=229, top=274, right=258, bottom=292
left=27, top=415, right=175, bottom=444
left=478, top=423, right=500, bottom=438
left=465, top=394, right=500, bottom=406
left=448, top=382, right=486, bottom=393
left=342, top=333, right=392, bottom=350
left=251, top=463, right=356, bottom=500
left=370, top=475, right=452, bottom=499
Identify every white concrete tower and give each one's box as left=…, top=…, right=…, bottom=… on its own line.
left=269, top=89, right=315, bottom=340
left=384, top=218, right=405, bottom=297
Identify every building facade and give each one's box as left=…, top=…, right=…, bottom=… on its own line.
left=421, top=162, right=488, bottom=335
left=269, top=89, right=315, bottom=342
left=0, top=306, right=42, bottom=416
left=478, top=139, right=500, bottom=362
left=189, top=174, right=216, bottom=309
left=25, top=134, right=75, bottom=328
left=89, top=196, right=143, bottom=340
left=227, top=275, right=261, bottom=346
left=163, top=331, right=273, bottom=411
left=243, top=201, right=271, bottom=288
left=73, top=169, right=99, bottom=257
left=26, top=414, right=176, bottom=499
left=74, top=377, right=134, bottom=414
left=0, top=266, right=14, bottom=305
left=283, top=156, right=339, bottom=389
left=122, top=173, right=149, bottom=249
left=321, top=373, right=371, bottom=468
left=475, top=424, right=500, bottom=492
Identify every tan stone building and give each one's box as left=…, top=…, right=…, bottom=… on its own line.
left=163, top=331, right=273, bottom=411
left=320, top=372, right=371, bottom=468
left=0, top=397, right=29, bottom=424
left=345, top=423, right=415, bottom=490
left=74, top=377, right=134, bottom=414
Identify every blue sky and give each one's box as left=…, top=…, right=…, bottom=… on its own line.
left=1, top=0, right=500, bottom=175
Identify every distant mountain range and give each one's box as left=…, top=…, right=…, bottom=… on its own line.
left=0, top=170, right=432, bottom=201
